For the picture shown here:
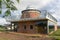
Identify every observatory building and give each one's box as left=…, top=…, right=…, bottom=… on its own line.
left=6, top=6, right=57, bottom=34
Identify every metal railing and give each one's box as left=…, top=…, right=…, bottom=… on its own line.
left=46, top=13, right=57, bottom=22
left=5, top=12, right=57, bottom=22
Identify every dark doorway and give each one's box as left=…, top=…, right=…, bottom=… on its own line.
left=37, top=26, right=44, bottom=33
left=37, top=26, right=47, bottom=34
left=35, top=21, right=47, bottom=34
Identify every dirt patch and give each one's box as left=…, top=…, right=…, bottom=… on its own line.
left=0, top=32, right=55, bottom=40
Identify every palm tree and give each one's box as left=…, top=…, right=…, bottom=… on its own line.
left=1, top=0, right=20, bottom=17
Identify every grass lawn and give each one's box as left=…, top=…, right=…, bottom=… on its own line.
left=49, top=29, right=60, bottom=40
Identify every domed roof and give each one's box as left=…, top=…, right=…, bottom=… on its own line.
left=26, top=5, right=37, bottom=9
left=22, top=5, right=41, bottom=13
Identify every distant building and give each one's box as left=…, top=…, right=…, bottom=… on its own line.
left=6, top=7, right=57, bottom=34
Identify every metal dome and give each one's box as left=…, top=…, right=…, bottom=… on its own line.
left=26, top=5, right=37, bottom=9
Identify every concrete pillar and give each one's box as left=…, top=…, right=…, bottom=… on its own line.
left=54, top=24, right=57, bottom=31
left=47, top=21, right=49, bottom=34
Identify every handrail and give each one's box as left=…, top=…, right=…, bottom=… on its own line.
left=5, top=12, right=57, bottom=22
left=46, top=13, right=57, bottom=22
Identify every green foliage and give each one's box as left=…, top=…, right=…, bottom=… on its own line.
left=0, top=0, right=20, bottom=17
left=0, top=0, right=2, bottom=8
left=5, top=10, right=10, bottom=16
left=4, top=0, right=17, bottom=10
left=0, top=25, right=4, bottom=27
left=0, top=25, right=6, bottom=32
left=0, top=0, right=2, bottom=3
left=49, top=29, right=60, bottom=40
left=0, top=10, right=1, bottom=14
left=49, top=29, right=60, bottom=36
left=6, top=3, right=10, bottom=8
left=17, top=0, right=19, bottom=3
left=11, top=5, right=17, bottom=10
left=6, top=0, right=10, bottom=2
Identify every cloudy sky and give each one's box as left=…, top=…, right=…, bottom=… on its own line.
left=1, top=0, right=60, bottom=25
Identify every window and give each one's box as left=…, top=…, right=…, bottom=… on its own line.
left=30, top=25, right=33, bottom=29
left=24, top=25, right=26, bottom=29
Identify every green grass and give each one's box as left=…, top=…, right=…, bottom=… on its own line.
left=0, top=27, right=5, bottom=31
left=49, top=29, right=54, bottom=32
left=49, top=29, right=60, bottom=40
left=0, top=27, right=10, bottom=33
left=49, top=29, right=60, bottom=36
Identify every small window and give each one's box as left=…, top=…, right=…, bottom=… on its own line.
left=24, top=25, right=26, bottom=29
left=30, top=25, right=33, bottom=29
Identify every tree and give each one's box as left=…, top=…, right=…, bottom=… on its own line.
left=1, top=0, right=20, bottom=17
left=0, top=0, right=2, bottom=14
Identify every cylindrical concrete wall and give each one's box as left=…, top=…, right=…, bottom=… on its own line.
left=21, top=9, right=41, bottom=18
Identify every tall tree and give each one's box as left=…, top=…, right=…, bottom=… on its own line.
left=1, top=0, right=20, bottom=17
left=0, top=0, right=2, bottom=14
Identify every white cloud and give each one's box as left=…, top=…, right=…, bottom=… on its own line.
left=12, top=0, right=53, bottom=15
left=1, top=0, right=60, bottom=25
left=20, top=0, right=53, bottom=10
left=42, top=0, right=60, bottom=25
left=41, top=1, right=60, bottom=16
left=0, top=17, right=10, bottom=25
left=50, top=0, right=60, bottom=20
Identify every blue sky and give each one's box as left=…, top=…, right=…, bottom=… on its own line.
left=1, top=0, right=60, bottom=25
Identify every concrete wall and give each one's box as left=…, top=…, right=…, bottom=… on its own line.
left=16, top=20, right=47, bottom=34
left=21, top=11, right=40, bottom=18
left=17, top=21, right=38, bottom=34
